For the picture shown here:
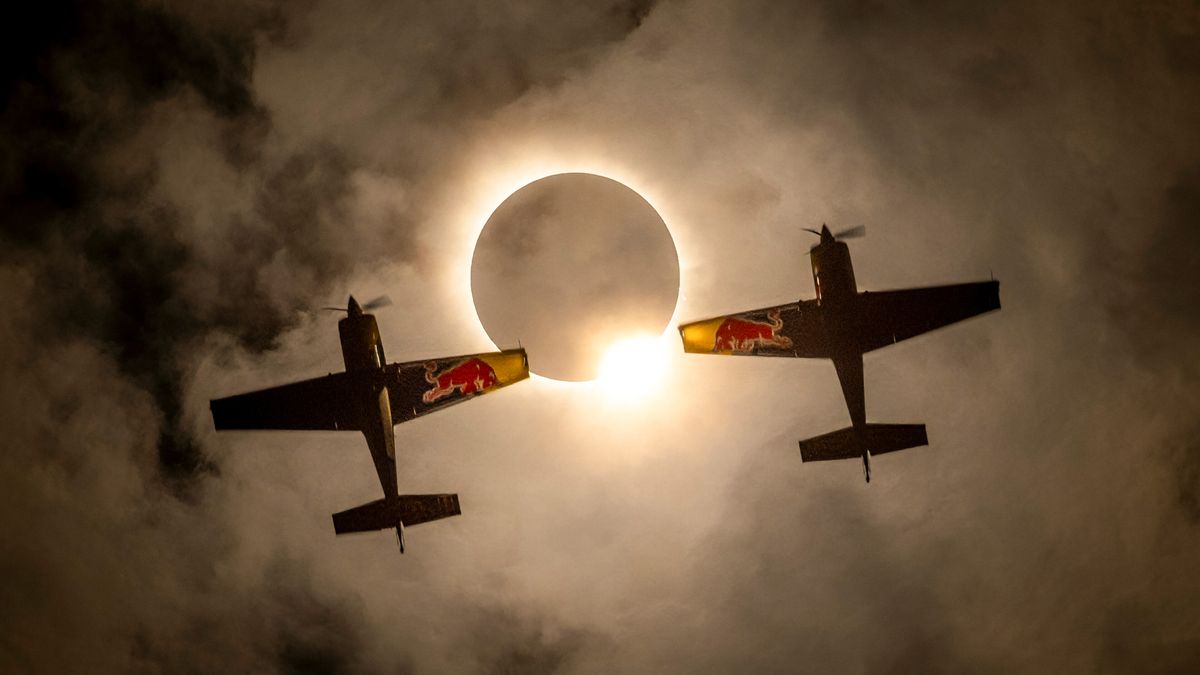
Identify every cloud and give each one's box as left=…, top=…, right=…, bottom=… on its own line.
left=0, top=0, right=657, bottom=672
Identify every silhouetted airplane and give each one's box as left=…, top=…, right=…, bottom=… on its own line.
left=679, top=225, right=1000, bottom=482
left=210, top=295, right=528, bottom=551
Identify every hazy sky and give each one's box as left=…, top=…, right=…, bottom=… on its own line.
left=2, top=1, right=1199, bottom=673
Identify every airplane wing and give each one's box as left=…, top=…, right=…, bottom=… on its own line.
left=385, top=348, right=529, bottom=424
left=679, top=300, right=829, bottom=358
left=210, top=349, right=528, bottom=431
left=210, top=372, right=362, bottom=431
left=854, top=280, right=1000, bottom=353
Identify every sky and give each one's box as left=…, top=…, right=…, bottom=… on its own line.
left=2, top=1, right=1199, bottom=673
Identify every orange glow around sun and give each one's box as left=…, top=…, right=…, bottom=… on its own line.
left=446, top=143, right=685, bottom=400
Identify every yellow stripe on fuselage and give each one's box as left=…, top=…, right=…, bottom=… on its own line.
left=678, top=318, right=725, bottom=354
left=476, top=349, right=530, bottom=388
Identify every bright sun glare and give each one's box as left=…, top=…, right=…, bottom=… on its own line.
left=596, top=334, right=672, bottom=400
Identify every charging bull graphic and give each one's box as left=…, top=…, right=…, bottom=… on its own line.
left=422, top=357, right=499, bottom=404
left=714, top=309, right=793, bottom=352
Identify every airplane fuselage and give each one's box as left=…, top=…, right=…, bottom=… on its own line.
left=337, top=297, right=401, bottom=541
left=338, top=297, right=387, bottom=372
left=809, top=228, right=871, bottom=479
left=811, top=235, right=857, bottom=306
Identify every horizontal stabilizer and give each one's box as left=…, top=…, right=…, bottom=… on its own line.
left=798, top=423, right=928, bottom=462
left=798, top=427, right=861, bottom=462
left=865, top=424, right=929, bottom=455
left=332, top=494, right=461, bottom=535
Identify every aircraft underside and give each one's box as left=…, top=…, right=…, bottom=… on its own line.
left=678, top=225, right=999, bottom=482
left=210, top=296, right=529, bottom=552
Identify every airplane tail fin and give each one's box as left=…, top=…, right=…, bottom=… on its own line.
left=332, top=494, right=461, bottom=536
left=798, top=423, right=928, bottom=463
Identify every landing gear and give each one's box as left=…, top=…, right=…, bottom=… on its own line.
left=395, top=522, right=406, bottom=554
left=862, top=453, right=871, bottom=483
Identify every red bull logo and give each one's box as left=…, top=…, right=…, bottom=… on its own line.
left=714, top=309, right=793, bottom=352
left=423, top=358, right=499, bottom=404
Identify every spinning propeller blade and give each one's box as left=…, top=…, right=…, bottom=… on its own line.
left=362, top=295, right=393, bottom=311
left=321, top=295, right=391, bottom=314
left=803, top=224, right=866, bottom=241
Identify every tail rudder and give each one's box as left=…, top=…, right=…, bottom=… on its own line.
left=798, top=427, right=864, bottom=462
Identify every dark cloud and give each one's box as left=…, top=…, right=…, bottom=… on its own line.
left=0, top=0, right=658, bottom=672
left=452, top=606, right=593, bottom=675
left=1115, top=163, right=1200, bottom=365
left=0, top=1, right=273, bottom=229
left=1170, top=429, right=1200, bottom=526
left=0, top=0, right=286, bottom=482
left=121, top=554, right=370, bottom=674
left=1, top=0, right=659, bottom=482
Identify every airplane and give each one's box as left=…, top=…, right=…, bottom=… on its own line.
left=210, top=295, right=529, bottom=551
left=678, top=225, right=1000, bottom=482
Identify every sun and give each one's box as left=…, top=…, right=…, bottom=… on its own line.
left=468, top=172, right=680, bottom=381
left=445, top=141, right=691, bottom=369
left=596, top=334, right=672, bottom=400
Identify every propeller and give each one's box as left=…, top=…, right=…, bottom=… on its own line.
left=802, top=224, right=867, bottom=241
left=362, top=295, right=393, bottom=311
left=320, top=295, right=393, bottom=313
left=834, top=225, right=866, bottom=239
